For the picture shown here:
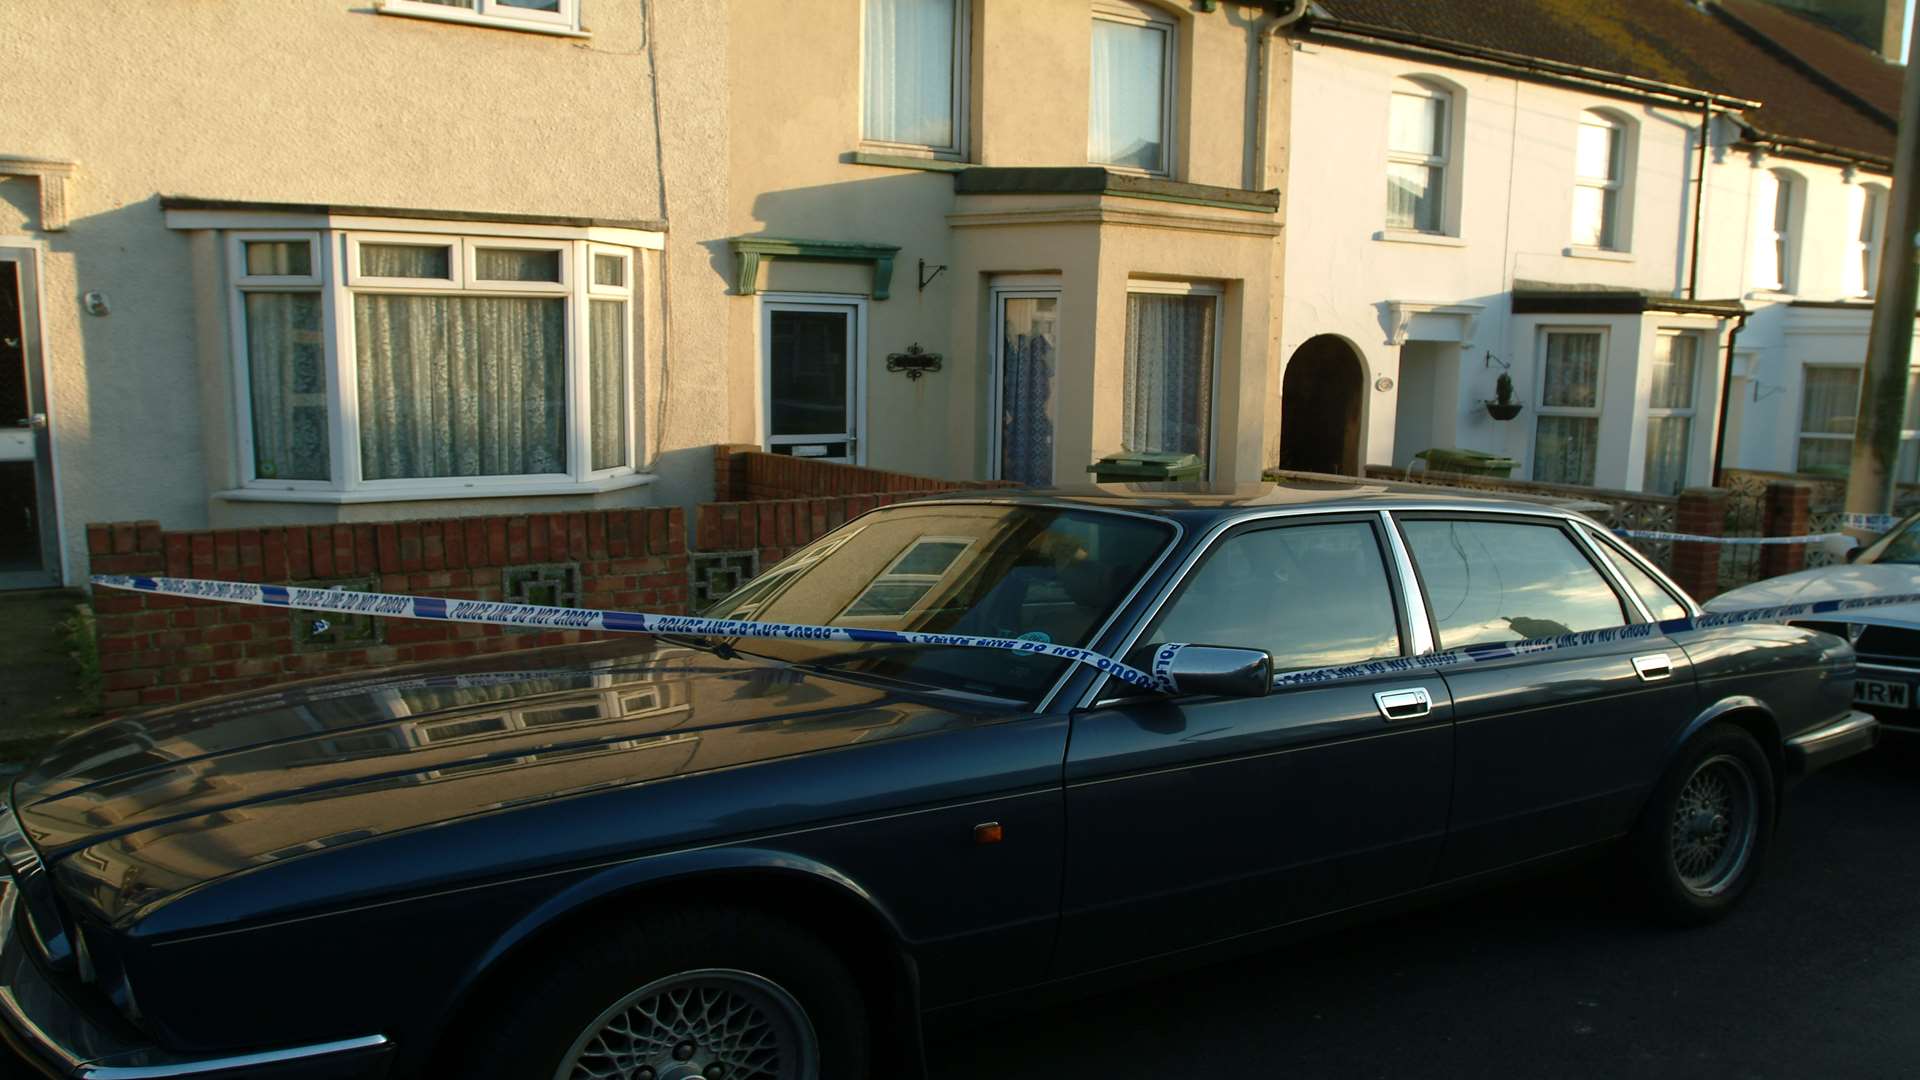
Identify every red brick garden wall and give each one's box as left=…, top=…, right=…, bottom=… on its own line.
left=87, top=509, right=685, bottom=714
left=712, top=444, right=1004, bottom=502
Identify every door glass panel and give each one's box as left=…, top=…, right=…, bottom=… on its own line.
left=769, top=309, right=850, bottom=438
left=1147, top=521, right=1402, bottom=672
left=1403, top=519, right=1626, bottom=649
left=999, top=294, right=1057, bottom=485
left=0, top=462, right=34, bottom=573
left=1, top=263, right=24, bottom=428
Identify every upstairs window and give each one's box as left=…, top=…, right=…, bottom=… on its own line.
left=1846, top=183, right=1887, bottom=297
left=1753, top=168, right=1803, bottom=292
left=1572, top=110, right=1630, bottom=250
left=377, top=0, right=581, bottom=34
left=1386, top=78, right=1452, bottom=234
left=1090, top=1, right=1175, bottom=175
left=862, top=0, right=967, bottom=157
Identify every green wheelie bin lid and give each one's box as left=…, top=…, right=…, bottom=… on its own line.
left=1088, top=451, right=1206, bottom=482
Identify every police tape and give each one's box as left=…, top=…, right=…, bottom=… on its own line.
left=89, top=575, right=1182, bottom=694
left=1841, top=511, right=1903, bottom=533
left=1614, top=528, right=1857, bottom=547
left=88, top=574, right=1920, bottom=698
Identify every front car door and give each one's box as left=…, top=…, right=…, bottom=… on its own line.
left=1054, top=511, right=1454, bottom=974
left=1393, top=511, right=1698, bottom=879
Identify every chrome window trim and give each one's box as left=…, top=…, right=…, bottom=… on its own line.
left=795, top=495, right=1188, bottom=716
left=1070, top=501, right=1576, bottom=708
left=1571, top=523, right=1657, bottom=624
left=1578, top=523, right=1704, bottom=619
left=1379, top=510, right=1435, bottom=655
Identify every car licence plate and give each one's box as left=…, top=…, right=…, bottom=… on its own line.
left=1855, top=677, right=1911, bottom=710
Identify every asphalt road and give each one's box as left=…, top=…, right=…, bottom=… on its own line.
left=927, top=744, right=1920, bottom=1079
left=2, top=746, right=1913, bottom=1079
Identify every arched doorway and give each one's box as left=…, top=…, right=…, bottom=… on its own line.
left=1279, top=335, right=1364, bottom=476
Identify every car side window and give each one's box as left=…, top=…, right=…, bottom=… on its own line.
left=1401, top=518, right=1626, bottom=649
left=1584, top=528, right=1690, bottom=622
left=1148, top=521, right=1402, bottom=672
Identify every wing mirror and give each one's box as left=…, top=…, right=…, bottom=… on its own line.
left=1136, top=645, right=1274, bottom=698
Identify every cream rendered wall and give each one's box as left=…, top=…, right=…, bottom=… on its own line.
left=0, top=0, right=731, bottom=584
left=1283, top=43, right=1722, bottom=488
left=726, top=0, right=1282, bottom=483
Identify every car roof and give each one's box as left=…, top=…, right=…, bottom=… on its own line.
left=909, top=479, right=1598, bottom=523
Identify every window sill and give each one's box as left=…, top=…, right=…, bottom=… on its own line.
left=847, top=151, right=971, bottom=174
left=372, top=3, right=590, bottom=39
left=1375, top=229, right=1465, bottom=248
left=217, top=473, right=656, bottom=505
left=1747, top=288, right=1797, bottom=301
left=1563, top=245, right=1633, bottom=262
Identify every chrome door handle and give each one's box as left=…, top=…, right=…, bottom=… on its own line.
left=14, top=414, right=44, bottom=430
left=1374, top=687, right=1433, bottom=721
left=1632, top=653, right=1673, bottom=682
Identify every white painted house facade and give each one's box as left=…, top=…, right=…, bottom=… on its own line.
left=1280, top=0, right=1906, bottom=496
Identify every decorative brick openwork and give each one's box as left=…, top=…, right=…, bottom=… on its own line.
left=294, top=578, right=383, bottom=652
left=689, top=551, right=759, bottom=610
left=86, top=508, right=685, bottom=714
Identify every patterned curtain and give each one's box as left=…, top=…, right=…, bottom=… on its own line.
left=1000, top=302, right=1056, bottom=485
left=1534, top=417, right=1598, bottom=485
left=589, top=299, right=627, bottom=471
left=1796, top=367, right=1859, bottom=476
left=244, top=292, right=330, bottom=481
left=1123, top=294, right=1215, bottom=461
left=354, top=293, right=567, bottom=480
left=1541, top=332, right=1600, bottom=407
left=863, top=0, right=955, bottom=147
left=1643, top=417, right=1690, bottom=495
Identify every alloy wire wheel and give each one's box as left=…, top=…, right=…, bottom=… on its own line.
left=1667, top=752, right=1758, bottom=897
left=555, top=968, right=820, bottom=1080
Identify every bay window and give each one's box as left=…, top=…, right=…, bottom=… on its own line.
left=1123, top=283, right=1219, bottom=476
left=1642, top=332, right=1698, bottom=495
left=227, top=225, right=644, bottom=499
left=862, top=0, right=968, bottom=157
left=1797, top=365, right=1920, bottom=480
left=1090, top=1, right=1175, bottom=176
left=1531, top=330, right=1604, bottom=485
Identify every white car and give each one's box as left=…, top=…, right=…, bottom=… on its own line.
left=1708, top=512, right=1920, bottom=731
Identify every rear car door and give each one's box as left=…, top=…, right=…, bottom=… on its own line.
left=1054, top=512, right=1454, bottom=974
left=1394, top=512, right=1698, bottom=880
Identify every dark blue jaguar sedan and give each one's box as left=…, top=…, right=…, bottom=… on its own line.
left=0, top=484, right=1876, bottom=1079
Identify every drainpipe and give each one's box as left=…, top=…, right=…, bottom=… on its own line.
left=1251, top=1, right=1312, bottom=191
left=1711, top=311, right=1749, bottom=488
left=1686, top=98, right=1711, bottom=300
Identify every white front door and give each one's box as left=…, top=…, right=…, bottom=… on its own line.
left=762, top=299, right=861, bottom=463
left=0, top=247, right=57, bottom=588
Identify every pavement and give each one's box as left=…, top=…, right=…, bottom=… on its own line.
left=0, top=743, right=1913, bottom=1079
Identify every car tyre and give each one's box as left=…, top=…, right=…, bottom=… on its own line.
left=1629, top=723, right=1774, bottom=926
left=450, top=906, right=871, bottom=1080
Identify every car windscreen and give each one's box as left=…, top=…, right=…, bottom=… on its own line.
left=702, top=503, right=1174, bottom=703
left=1863, top=514, right=1920, bottom=564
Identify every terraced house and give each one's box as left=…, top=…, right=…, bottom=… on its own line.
left=1279, top=0, right=1910, bottom=495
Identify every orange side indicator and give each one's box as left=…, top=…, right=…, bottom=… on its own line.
left=973, top=822, right=1004, bottom=845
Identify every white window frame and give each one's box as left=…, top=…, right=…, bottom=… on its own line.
left=859, top=0, right=971, bottom=160
left=1384, top=77, right=1454, bottom=237
left=837, top=535, right=976, bottom=621
left=1848, top=183, right=1887, bottom=298
left=1571, top=109, right=1633, bottom=253
left=758, top=293, right=869, bottom=466
left=223, top=224, right=647, bottom=502
left=1122, top=278, right=1224, bottom=481
left=375, top=0, right=585, bottom=37
left=1755, top=168, right=1804, bottom=294
left=1089, top=0, right=1178, bottom=178
left=1530, top=327, right=1608, bottom=484
left=1643, top=330, right=1701, bottom=494
left=1795, top=363, right=1920, bottom=479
